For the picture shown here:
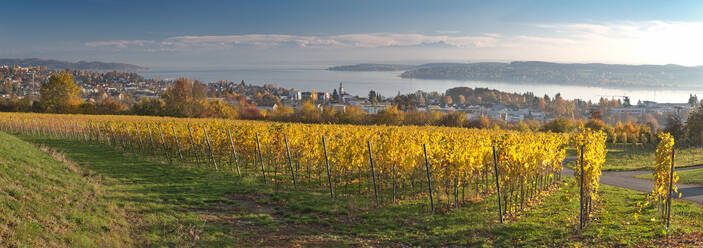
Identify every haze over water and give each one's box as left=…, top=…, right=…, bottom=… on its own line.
left=142, top=66, right=703, bottom=104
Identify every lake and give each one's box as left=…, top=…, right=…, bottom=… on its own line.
left=141, top=67, right=703, bottom=103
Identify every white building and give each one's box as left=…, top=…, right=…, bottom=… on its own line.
left=362, top=104, right=389, bottom=114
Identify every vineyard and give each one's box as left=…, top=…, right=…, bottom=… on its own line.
left=0, top=112, right=581, bottom=217
left=2, top=112, right=702, bottom=246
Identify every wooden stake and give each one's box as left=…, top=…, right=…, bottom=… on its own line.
left=579, top=145, right=585, bottom=231
left=493, top=145, right=503, bottom=223
left=256, top=133, right=267, bottom=182
left=203, top=128, right=217, bottom=170
left=172, top=126, right=184, bottom=162
left=159, top=125, right=172, bottom=164
left=284, top=135, right=296, bottom=188
left=227, top=129, right=241, bottom=177
left=147, top=124, right=156, bottom=155
left=667, top=149, right=675, bottom=229
left=423, top=144, right=434, bottom=212
left=322, top=136, right=334, bottom=198
left=368, top=141, right=379, bottom=206
left=188, top=125, right=200, bottom=166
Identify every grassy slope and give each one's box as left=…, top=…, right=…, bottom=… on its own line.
left=598, top=144, right=703, bottom=171
left=11, top=133, right=703, bottom=247
left=0, top=132, right=132, bottom=247
left=674, top=168, right=703, bottom=184
left=604, top=143, right=703, bottom=184
left=637, top=168, right=703, bottom=185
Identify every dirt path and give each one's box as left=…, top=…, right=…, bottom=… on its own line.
left=562, top=157, right=703, bottom=204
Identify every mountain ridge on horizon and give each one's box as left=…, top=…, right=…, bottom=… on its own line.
left=0, top=58, right=148, bottom=72
left=329, top=61, right=703, bottom=71
left=329, top=61, right=703, bottom=89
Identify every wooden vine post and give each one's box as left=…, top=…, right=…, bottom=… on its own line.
left=255, top=133, right=267, bottom=182
left=136, top=125, right=144, bottom=152
left=322, top=136, right=334, bottom=198
left=147, top=124, right=156, bottom=155
left=188, top=125, right=200, bottom=166
left=667, top=149, right=675, bottom=229
left=423, top=144, right=434, bottom=212
left=579, top=145, right=585, bottom=231
left=493, top=145, right=503, bottom=224
left=203, top=128, right=217, bottom=171
left=368, top=141, right=379, bottom=206
left=227, top=130, right=242, bottom=177
left=172, top=126, right=184, bottom=162
left=284, top=135, right=296, bottom=188
left=158, top=125, right=172, bottom=164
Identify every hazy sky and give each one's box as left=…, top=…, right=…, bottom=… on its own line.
left=2, top=0, right=703, bottom=69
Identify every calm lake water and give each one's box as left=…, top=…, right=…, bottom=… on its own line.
left=141, top=67, right=703, bottom=103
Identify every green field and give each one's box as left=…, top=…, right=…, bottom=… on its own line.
left=0, top=132, right=132, bottom=247
left=604, top=143, right=703, bottom=185
left=599, top=144, right=703, bottom=171
left=1, top=131, right=702, bottom=246
left=674, top=168, right=703, bottom=184
left=636, top=167, right=703, bottom=185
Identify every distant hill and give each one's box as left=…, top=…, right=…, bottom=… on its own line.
left=0, top=58, right=148, bottom=72
left=328, top=63, right=416, bottom=71
left=330, top=61, right=703, bottom=89
left=328, top=63, right=469, bottom=72
left=399, top=61, right=703, bottom=88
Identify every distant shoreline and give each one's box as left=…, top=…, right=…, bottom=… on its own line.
left=143, top=66, right=703, bottom=93
left=0, top=58, right=148, bottom=72
left=329, top=61, right=703, bottom=90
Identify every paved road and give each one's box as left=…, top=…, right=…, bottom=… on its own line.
left=562, top=157, right=703, bottom=205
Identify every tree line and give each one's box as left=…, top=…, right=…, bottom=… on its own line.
left=5, top=72, right=703, bottom=142
left=0, top=72, right=540, bottom=129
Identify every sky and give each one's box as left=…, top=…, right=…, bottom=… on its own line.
left=2, top=0, right=703, bottom=69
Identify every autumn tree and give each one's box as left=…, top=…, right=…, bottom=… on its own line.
left=541, top=117, right=574, bottom=133
left=417, top=95, right=426, bottom=105
left=204, top=99, right=238, bottom=119
left=686, top=104, right=703, bottom=145
left=537, top=98, right=546, bottom=110
left=375, top=106, right=405, bottom=125
left=336, top=105, right=367, bottom=124
left=161, top=78, right=209, bottom=117
left=40, top=71, right=82, bottom=113
left=689, top=94, right=699, bottom=107
left=368, top=90, right=379, bottom=104
left=548, top=94, right=575, bottom=118
left=439, top=111, right=466, bottom=127
left=405, top=110, right=441, bottom=126
left=298, top=101, right=321, bottom=123
left=443, top=95, right=453, bottom=105
left=457, top=95, right=466, bottom=105
left=132, top=98, right=165, bottom=116
left=269, top=105, right=295, bottom=121
left=95, top=97, right=127, bottom=114
left=664, top=114, right=686, bottom=143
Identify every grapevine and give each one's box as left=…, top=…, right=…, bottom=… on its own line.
left=1, top=112, right=573, bottom=219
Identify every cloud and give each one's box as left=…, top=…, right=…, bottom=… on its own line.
left=86, top=33, right=500, bottom=51
left=81, top=21, right=703, bottom=66
left=84, top=40, right=155, bottom=49
left=159, top=34, right=345, bottom=50
left=435, top=30, right=460, bottom=34
left=513, top=36, right=577, bottom=46
left=526, top=21, right=703, bottom=65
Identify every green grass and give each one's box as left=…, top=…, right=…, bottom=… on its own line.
left=598, top=143, right=703, bottom=171
left=0, top=131, right=132, bottom=247
left=5, top=132, right=703, bottom=247
left=674, top=168, right=703, bottom=184
left=637, top=168, right=703, bottom=185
